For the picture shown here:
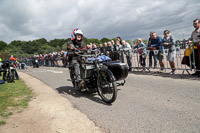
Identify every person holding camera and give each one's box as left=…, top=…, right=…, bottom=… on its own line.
left=121, top=40, right=133, bottom=71
left=133, top=38, right=147, bottom=71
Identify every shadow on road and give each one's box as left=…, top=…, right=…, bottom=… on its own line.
left=129, top=71, right=200, bottom=81
left=56, top=86, right=111, bottom=106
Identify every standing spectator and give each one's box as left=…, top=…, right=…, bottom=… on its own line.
left=99, top=44, right=106, bottom=54
left=104, top=42, right=108, bottom=51
left=87, top=44, right=92, bottom=49
left=188, top=19, right=200, bottom=76
left=92, top=43, right=97, bottom=50
left=61, top=50, right=68, bottom=67
left=121, top=40, right=133, bottom=71
left=106, top=41, right=113, bottom=57
left=0, top=57, right=2, bottom=76
left=117, top=36, right=122, bottom=45
left=150, top=32, right=164, bottom=72
left=111, top=40, right=115, bottom=45
left=44, top=54, right=49, bottom=66
left=148, top=32, right=157, bottom=68
left=40, top=54, right=44, bottom=66
left=113, top=40, right=122, bottom=61
left=162, top=30, right=177, bottom=74
left=54, top=52, right=59, bottom=66
left=133, top=38, right=147, bottom=71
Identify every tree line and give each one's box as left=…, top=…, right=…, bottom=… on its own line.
left=0, top=37, right=148, bottom=59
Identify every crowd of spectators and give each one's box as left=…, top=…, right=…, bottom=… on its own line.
left=1, top=19, right=200, bottom=77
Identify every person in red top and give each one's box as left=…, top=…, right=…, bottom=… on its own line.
left=40, top=55, right=44, bottom=66
left=148, top=32, right=158, bottom=68
left=9, top=55, right=16, bottom=61
left=7, top=55, right=19, bottom=80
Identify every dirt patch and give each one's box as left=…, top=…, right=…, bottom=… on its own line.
left=0, top=72, right=104, bottom=133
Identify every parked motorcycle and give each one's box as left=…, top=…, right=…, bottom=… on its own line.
left=1, top=60, right=15, bottom=83
left=69, top=49, right=128, bottom=104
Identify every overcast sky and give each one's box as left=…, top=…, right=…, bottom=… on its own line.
left=0, top=0, right=199, bottom=43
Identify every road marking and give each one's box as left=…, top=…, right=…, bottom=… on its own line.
left=46, top=70, right=63, bottom=74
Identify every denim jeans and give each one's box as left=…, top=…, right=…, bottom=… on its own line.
left=149, top=51, right=157, bottom=67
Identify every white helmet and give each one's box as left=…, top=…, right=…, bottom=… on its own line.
left=71, top=28, right=84, bottom=40
left=74, top=29, right=83, bottom=36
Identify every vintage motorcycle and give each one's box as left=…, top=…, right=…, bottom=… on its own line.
left=32, top=57, right=39, bottom=68
left=68, top=49, right=128, bottom=104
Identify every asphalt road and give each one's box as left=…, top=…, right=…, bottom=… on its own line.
left=20, top=66, right=200, bottom=133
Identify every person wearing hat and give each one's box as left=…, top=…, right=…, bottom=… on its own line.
left=162, top=30, right=177, bottom=74
left=133, top=38, right=147, bottom=71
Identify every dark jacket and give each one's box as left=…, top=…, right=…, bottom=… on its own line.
left=67, top=40, right=86, bottom=62
left=162, top=34, right=175, bottom=52
left=150, top=36, right=163, bottom=52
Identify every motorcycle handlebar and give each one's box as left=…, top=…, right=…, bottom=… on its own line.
left=75, top=49, right=101, bottom=57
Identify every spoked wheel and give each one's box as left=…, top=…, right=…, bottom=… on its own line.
left=97, top=69, right=117, bottom=104
left=69, top=68, right=76, bottom=88
left=7, top=70, right=14, bottom=83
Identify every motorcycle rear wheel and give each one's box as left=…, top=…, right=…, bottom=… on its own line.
left=97, top=69, right=117, bottom=104
left=7, top=70, right=14, bottom=83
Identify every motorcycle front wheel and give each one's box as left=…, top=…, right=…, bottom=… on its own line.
left=69, top=67, right=76, bottom=88
left=97, top=69, right=117, bottom=104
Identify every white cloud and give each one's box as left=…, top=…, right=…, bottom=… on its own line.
left=0, top=0, right=199, bottom=43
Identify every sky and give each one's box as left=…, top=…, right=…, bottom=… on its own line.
left=0, top=0, right=199, bottom=43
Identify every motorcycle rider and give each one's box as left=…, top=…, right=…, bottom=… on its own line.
left=67, top=28, right=86, bottom=86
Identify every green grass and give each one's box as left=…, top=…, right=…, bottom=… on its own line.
left=0, top=120, right=6, bottom=125
left=0, top=75, right=33, bottom=125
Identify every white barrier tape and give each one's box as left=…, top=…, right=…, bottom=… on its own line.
left=164, top=49, right=169, bottom=55
left=153, top=50, right=159, bottom=55
left=146, top=50, right=150, bottom=55
left=176, top=47, right=181, bottom=53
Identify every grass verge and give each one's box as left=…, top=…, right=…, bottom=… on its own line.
left=0, top=74, right=33, bottom=126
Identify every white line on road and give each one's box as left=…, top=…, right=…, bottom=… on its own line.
left=46, top=70, right=63, bottom=74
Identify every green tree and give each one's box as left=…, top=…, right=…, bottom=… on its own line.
left=143, top=40, right=148, bottom=45
left=0, top=51, right=10, bottom=59
left=0, top=41, right=7, bottom=51
left=100, top=37, right=111, bottom=43
left=49, top=39, right=66, bottom=48
left=87, top=38, right=100, bottom=44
